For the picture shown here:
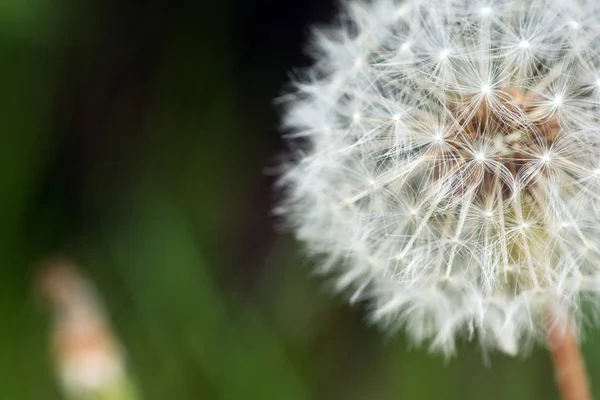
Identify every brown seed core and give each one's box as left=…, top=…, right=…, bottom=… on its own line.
left=441, top=88, right=561, bottom=201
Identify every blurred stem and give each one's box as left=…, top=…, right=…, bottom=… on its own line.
left=546, top=316, right=591, bottom=400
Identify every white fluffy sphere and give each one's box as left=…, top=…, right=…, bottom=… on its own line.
left=277, top=0, right=600, bottom=355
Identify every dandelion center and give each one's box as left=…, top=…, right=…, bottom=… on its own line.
left=440, top=88, right=561, bottom=203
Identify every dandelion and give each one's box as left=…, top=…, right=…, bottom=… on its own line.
left=277, top=0, right=600, bottom=397
left=37, top=258, right=139, bottom=400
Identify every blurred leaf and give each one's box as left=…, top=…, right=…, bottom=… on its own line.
left=0, top=16, right=60, bottom=400
left=0, top=0, right=62, bottom=41
left=89, top=193, right=308, bottom=400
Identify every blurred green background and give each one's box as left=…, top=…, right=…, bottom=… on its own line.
left=2, top=1, right=599, bottom=399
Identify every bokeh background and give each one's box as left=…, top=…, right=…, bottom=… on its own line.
left=3, top=1, right=600, bottom=399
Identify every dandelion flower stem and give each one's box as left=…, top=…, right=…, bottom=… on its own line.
left=546, top=317, right=592, bottom=400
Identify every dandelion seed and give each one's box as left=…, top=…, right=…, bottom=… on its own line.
left=553, top=95, right=564, bottom=107
left=519, top=40, right=530, bottom=49
left=569, top=20, right=580, bottom=30
left=37, top=259, right=138, bottom=399
left=480, top=7, right=492, bottom=17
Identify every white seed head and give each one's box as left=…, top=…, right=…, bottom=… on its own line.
left=277, top=0, right=600, bottom=356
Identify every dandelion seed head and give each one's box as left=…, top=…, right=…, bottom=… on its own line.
left=277, top=0, right=600, bottom=356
